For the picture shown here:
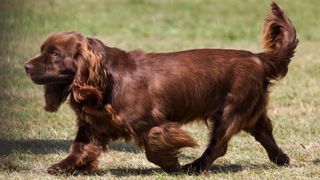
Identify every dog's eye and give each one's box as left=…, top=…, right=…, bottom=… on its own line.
left=50, top=52, right=59, bottom=57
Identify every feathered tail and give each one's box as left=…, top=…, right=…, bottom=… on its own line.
left=258, top=2, right=298, bottom=80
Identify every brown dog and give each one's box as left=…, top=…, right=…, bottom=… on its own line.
left=25, top=3, right=298, bottom=174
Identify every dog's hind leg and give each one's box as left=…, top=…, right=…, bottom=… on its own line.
left=182, top=106, right=242, bottom=173
left=183, top=88, right=262, bottom=173
left=245, top=113, right=290, bottom=166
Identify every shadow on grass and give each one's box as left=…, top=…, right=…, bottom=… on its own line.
left=109, top=142, right=141, bottom=153
left=0, top=139, right=141, bottom=156
left=313, top=158, right=320, bottom=165
left=91, top=163, right=273, bottom=177
left=0, top=139, right=140, bottom=172
left=0, top=139, right=72, bottom=155
left=95, top=167, right=163, bottom=176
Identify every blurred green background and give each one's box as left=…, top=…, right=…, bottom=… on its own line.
left=0, top=0, right=319, bottom=179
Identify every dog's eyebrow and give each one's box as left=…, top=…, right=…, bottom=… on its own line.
left=47, top=45, right=62, bottom=53
left=40, top=44, right=61, bottom=53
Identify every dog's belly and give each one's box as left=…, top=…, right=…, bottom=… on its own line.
left=149, top=78, right=228, bottom=123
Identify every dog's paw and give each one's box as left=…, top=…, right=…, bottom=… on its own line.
left=47, top=163, right=68, bottom=174
left=75, top=160, right=98, bottom=173
left=182, top=159, right=210, bottom=174
left=274, top=152, right=290, bottom=166
left=47, top=160, right=76, bottom=175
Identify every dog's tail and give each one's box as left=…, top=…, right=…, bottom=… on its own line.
left=258, top=2, right=298, bottom=80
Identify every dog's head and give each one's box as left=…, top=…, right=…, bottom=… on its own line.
left=25, top=32, right=108, bottom=112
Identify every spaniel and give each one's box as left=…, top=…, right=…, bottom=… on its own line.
left=25, top=3, right=298, bottom=174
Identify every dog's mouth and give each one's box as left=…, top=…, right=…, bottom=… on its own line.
left=28, top=73, right=74, bottom=85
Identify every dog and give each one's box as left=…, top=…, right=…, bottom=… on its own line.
left=24, top=2, right=298, bottom=174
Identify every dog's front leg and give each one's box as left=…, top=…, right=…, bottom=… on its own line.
left=47, top=124, right=104, bottom=174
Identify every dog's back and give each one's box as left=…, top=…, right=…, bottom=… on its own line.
left=120, top=49, right=262, bottom=123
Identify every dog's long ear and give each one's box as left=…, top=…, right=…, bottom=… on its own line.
left=44, top=83, right=70, bottom=112
left=72, top=37, right=108, bottom=103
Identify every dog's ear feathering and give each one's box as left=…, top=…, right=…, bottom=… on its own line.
left=72, top=36, right=108, bottom=103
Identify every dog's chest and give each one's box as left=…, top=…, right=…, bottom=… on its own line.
left=73, top=102, right=129, bottom=140
left=81, top=106, right=108, bottom=123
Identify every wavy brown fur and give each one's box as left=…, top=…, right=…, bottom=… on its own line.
left=259, top=2, right=299, bottom=80
left=44, top=83, right=70, bottom=112
left=72, top=37, right=109, bottom=103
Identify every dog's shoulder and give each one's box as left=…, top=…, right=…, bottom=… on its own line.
left=127, top=49, right=145, bottom=60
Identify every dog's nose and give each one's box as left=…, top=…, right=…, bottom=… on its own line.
left=24, top=63, right=34, bottom=73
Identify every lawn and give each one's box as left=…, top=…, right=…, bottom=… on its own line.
left=0, top=0, right=319, bottom=179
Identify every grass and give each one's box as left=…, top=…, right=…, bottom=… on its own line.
left=0, top=0, right=319, bottom=179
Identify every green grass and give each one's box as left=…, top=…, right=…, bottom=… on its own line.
left=0, top=0, right=319, bottom=179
